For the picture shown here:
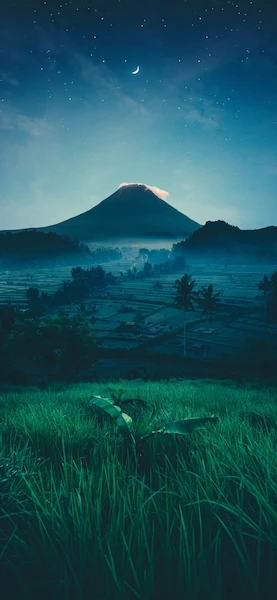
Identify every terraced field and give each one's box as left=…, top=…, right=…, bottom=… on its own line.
left=1, top=261, right=275, bottom=308
left=1, top=261, right=277, bottom=361
left=0, top=266, right=74, bottom=307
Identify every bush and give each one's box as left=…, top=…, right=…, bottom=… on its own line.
left=118, top=304, right=133, bottom=313
left=5, top=313, right=98, bottom=382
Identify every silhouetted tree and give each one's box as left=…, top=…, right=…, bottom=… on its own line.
left=267, top=278, right=277, bottom=321
left=196, top=284, right=222, bottom=323
left=53, top=266, right=109, bottom=306
left=26, top=287, right=40, bottom=310
left=173, top=274, right=198, bottom=357
left=153, top=280, right=163, bottom=289
left=90, top=246, right=122, bottom=263
left=143, top=262, right=152, bottom=274
left=40, top=291, right=52, bottom=310
left=258, top=275, right=272, bottom=320
left=134, top=311, right=145, bottom=331
left=271, top=271, right=277, bottom=286
left=104, top=271, right=117, bottom=285
left=138, top=248, right=150, bottom=262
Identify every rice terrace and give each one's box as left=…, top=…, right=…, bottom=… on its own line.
left=1, top=258, right=277, bottom=375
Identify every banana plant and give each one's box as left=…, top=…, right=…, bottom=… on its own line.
left=139, top=415, right=218, bottom=440
left=106, top=387, right=125, bottom=402
left=105, top=387, right=148, bottom=409
left=89, top=395, right=218, bottom=446
left=89, top=395, right=135, bottom=444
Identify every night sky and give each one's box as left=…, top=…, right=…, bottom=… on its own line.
left=0, top=0, right=276, bottom=231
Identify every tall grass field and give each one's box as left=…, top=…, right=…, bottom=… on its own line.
left=0, top=379, right=277, bottom=599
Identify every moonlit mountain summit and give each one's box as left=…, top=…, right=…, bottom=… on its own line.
left=0, top=0, right=276, bottom=230
left=118, top=182, right=169, bottom=201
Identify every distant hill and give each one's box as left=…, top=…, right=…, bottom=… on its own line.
left=0, top=230, right=91, bottom=268
left=1, top=184, right=201, bottom=242
left=173, top=220, right=277, bottom=263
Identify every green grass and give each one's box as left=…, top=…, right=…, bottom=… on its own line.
left=1, top=379, right=277, bottom=599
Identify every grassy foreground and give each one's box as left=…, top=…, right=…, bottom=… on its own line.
left=0, top=379, right=277, bottom=600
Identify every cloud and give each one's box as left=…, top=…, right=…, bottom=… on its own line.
left=0, top=104, right=53, bottom=137
left=184, top=103, right=220, bottom=129
left=171, top=165, right=247, bottom=226
left=0, top=71, right=19, bottom=86
left=118, top=182, right=169, bottom=200
left=161, top=36, right=240, bottom=92
left=264, top=163, right=277, bottom=176
left=71, top=52, right=150, bottom=117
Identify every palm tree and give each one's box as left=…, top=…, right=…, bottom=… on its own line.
left=196, top=284, right=222, bottom=323
left=173, top=274, right=198, bottom=357
left=268, top=274, right=277, bottom=321
left=258, top=275, right=272, bottom=320
left=134, top=310, right=144, bottom=332
left=270, top=271, right=277, bottom=286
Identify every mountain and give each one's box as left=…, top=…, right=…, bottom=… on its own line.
left=2, top=184, right=201, bottom=242
left=173, top=220, right=277, bottom=263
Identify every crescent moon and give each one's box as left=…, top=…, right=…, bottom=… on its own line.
left=132, top=66, right=140, bottom=75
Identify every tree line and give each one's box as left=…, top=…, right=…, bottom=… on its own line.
left=0, top=230, right=123, bottom=268
left=26, top=265, right=117, bottom=311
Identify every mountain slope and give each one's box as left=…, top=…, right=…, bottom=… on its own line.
left=173, top=220, right=277, bottom=263
left=33, top=184, right=201, bottom=241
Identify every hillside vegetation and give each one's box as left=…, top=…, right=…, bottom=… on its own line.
left=0, top=231, right=124, bottom=269
left=0, top=230, right=91, bottom=267
left=173, top=220, right=277, bottom=263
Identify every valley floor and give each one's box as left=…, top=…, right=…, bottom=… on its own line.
left=1, top=262, right=277, bottom=372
